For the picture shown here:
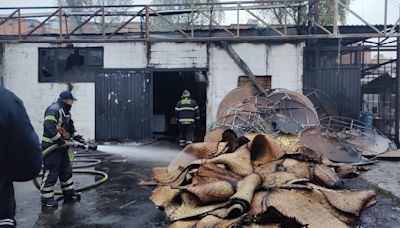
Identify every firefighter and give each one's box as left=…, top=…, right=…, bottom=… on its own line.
left=40, top=91, right=84, bottom=208
left=0, top=87, right=42, bottom=228
left=175, top=89, right=200, bottom=147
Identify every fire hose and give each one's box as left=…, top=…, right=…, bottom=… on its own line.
left=33, top=141, right=109, bottom=195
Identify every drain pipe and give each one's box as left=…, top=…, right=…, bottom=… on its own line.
left=396, top=37, right=400, bottom=146
left=0, top=44, right=4, bottom=87
left=219, top=41, right=269, bottom=97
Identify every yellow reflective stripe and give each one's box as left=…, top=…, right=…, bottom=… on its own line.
left=40, top=171, right=50, bottom=189
left=61, top=178, right=73, bottom=185
left=57, top=109, right=63, bottom=128
left=41, top=137, right=53, bottom=143
left=181, top=99, right=191, bottom=105
left=180, top=107, right=195, bottom=111
left=62, top=185, right=75, bottom=191
left=51, top=133, right=61, bottom=141
left=175, top=107, right=180, bottom=111
left=42, top=192, right=54, bottom=198
left=179, top=118, right=195, bottom=122
left=44, top=115, right=57, bottom=122
left=194, top=106, right=199, bottom=110
left=41, top=187, right=53, bottom=192
left=42, top=133, right=61, bottom=143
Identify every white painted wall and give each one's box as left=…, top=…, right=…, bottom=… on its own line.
left=104, top=43, right=147, bottom=68
left=148, top=42, right=207, bottom=69
left=268, top=43, right=304, bottom=90
left=2, top=43, right=97, bottom=139
left=2, top=41, right=304, bottom=139
left=207, top=42, right=304, bottom=126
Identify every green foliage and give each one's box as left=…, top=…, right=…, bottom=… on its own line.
left=55, top=0, right=135, bottom=31
left=256, top=0, right=353, bottom=26
left=319, top=0, right=353, bottom=25
left=57, top=0, right=134, bottom=8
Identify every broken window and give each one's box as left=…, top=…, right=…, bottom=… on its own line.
left=238, top=76, right=271, bottom=89
left=38, top=47, right=103, bottom=83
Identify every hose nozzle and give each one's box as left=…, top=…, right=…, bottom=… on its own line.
left=74, top=141, right=98, bottom=151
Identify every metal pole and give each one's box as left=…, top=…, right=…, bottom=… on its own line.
left=284, top=1, right=287, bottom=35
left=17, top=9, right=21, bottom=40
left=315, top=0, right=320, bottom=23
left=65, top=13, right=69, bottom=35
left=338, top=0, right=381, bottom=34
left=149, top=8, right=190, bottom=38
left=0, top=1, right=309, bottom=9
left=385, top=0, right=388, bottom=33
left=190, top=0, right=194, bottom=38
left=22, top=9, right=59, bottom=39
left=145, top=6, right=150, bottom=38
left=64, top=9, right=102, bottom=39
left=240, top=4, right=283, bottom=36
left=0, top=9, right=19, bottom=27
left=333, top=0, right=338, bottom=35
left=237, top=2, right=239, bottom=37
left=59, top=7, right=63, bottom=38
left=220, top=41, right=269, bottom=97
left=395, top=36, right=400, bottom=145
left=377, top=38, right=380, bottom=64
left=101, top=5, right=105, bottom=38
left=108, top=8, right=144, bottom=39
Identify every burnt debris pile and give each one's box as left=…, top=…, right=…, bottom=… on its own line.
left=143, top=87, right=398, bottom=227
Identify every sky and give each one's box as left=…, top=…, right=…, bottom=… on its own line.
left=0, top=0, right=398, bottom=26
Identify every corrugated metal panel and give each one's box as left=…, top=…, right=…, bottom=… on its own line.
left=95, top=69, right=152, bottom=141
left=303, top=47, right=361, bottom=119
left=315, top=67, right=361, bottom=119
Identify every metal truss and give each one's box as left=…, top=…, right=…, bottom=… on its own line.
left=0, top=0, right=397, bottom=43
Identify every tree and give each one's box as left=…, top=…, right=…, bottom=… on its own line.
left=318, top=0, right=352, bottom=25
left=256, top=0, right=353, bottom=26
left=150, top=0, right=224, bottom=32
left=56, top=0, right=135, bottom=32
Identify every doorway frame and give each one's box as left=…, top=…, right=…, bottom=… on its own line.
left=151, top=67, right=209, bottom=141
left=94, top=67, right=208, bottom=141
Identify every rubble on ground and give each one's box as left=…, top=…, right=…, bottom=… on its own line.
left=143, top=87, right=399, bottom=227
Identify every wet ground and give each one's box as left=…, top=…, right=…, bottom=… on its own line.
left=14, top=140, right=177, bottom=228
left=13, top=141, right=400, bottom=227
left=342, top=176, right=400, bottom=228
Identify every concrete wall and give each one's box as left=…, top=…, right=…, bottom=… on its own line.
left=207, top=42, right=304, bottom=125
left=2, top=41, right=304, bottom=140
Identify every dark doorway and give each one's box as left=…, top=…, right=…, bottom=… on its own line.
left=152, top=71, right=207, bottom=142
left=95, top=70, right=153, bottom=141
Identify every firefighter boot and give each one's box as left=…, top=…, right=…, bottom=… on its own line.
left=41, top=197, right=58, bottom=208
left=63, top=192, right=81, bottom=203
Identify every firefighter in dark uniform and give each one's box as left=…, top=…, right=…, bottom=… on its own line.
left=175, top=90, right=200, bottom=147
left=40, top=91, right=84, bottom=207
left=0, top=87, right=42, bottom=228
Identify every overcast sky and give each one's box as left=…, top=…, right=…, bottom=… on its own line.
left=0, top=0, right=398, bottom=26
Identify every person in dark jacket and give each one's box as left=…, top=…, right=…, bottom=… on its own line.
left=40, top=91, right=84, bottom=207
left=175, top=90, right=200, bottom=147
left=0, top=87, right=42, bottom=228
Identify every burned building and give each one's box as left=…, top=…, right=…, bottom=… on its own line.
left=1, top=41, right=303, bottom=141
left=0, top=1, right=398, bottom=143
